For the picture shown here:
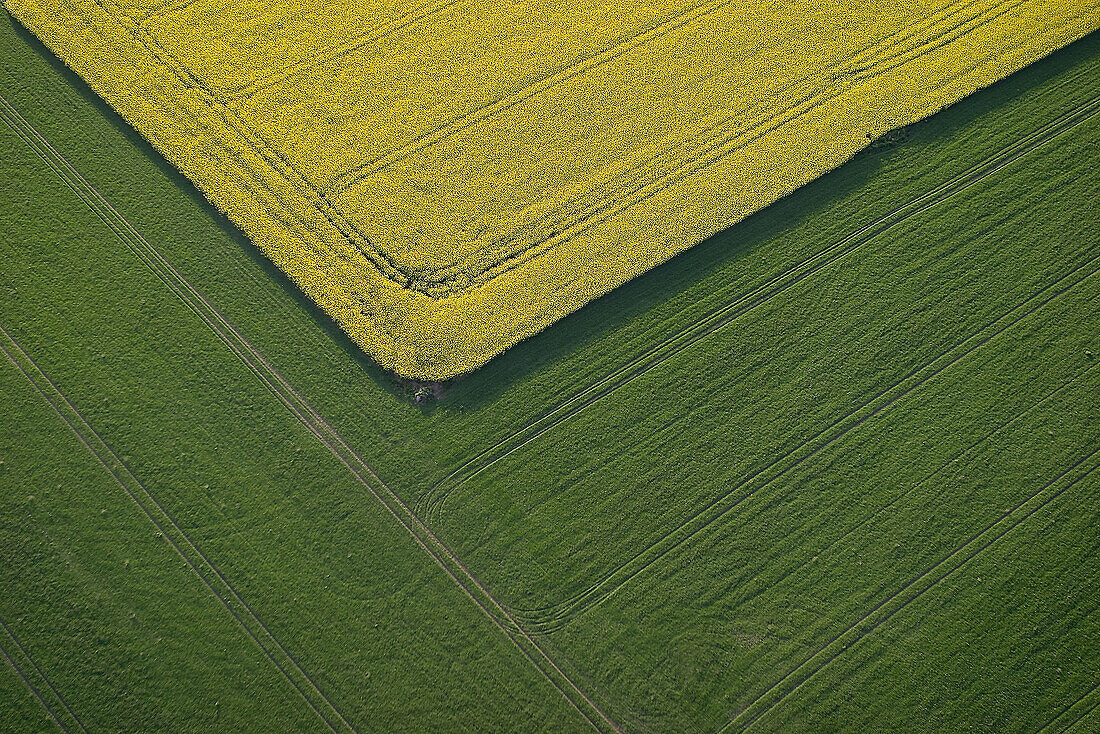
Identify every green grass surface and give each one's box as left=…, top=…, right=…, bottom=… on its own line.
left=0, top=622, right=61, bottom=734
left=0, top=360, right=323, bottom=732
left=2, top=10, right=1098, bottom=732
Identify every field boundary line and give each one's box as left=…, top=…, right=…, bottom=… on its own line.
left=0, top=94, right=620, bottom=733
left=0, top=328, right=353, bottom=734
left=417, top=87, right=1100, bottom=524
left=509, top=252, right=1100, bottom=631
left=722, top=449, right=1100, bottom=732
left=0, top=616, right=86, bottom=733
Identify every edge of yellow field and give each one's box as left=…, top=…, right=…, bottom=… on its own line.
left=6, top=0, right=1097, bottom=379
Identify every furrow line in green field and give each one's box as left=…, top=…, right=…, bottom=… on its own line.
left=0, top=93, right=623, bottom=734
left=716, top=357, right=1100, bottom=628
left=1039, top=681, right=1100, bottom=733
left=284, top=411, right=624, bottom=733
left=417, top=87, right=1100, bottom=527
left=0, top=325, right=352, bottom=734
left=0, top=615, right=84, bottom=733
left=521, top=354, right=1100, bottom=633
left=721, top=450, right=1100, bottom=733
left=510, top=250, right=1100, bottom=631
left=1066, top=704, right=1100, bottom=734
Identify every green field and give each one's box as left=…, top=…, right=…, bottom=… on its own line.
left=2, top=11, right=1098, bottom=733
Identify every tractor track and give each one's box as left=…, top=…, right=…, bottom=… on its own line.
left=0, top=93, right=620, bottom=734
left=417, top=87, right=1100, bottom=528
left=722, top=449, right=1100, bottom=732
left=0, top=615, right=86, bottom=733
left=706, top=358, right=1100, bottom=629
left=508, top=252, right=1100, bottom=632
left=0, top=327, right=353, bottom=734
left=1038, top=680, right=1100, bottom=733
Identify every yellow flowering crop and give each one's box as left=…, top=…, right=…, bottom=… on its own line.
left=7, top=0, right=1097, bottom=378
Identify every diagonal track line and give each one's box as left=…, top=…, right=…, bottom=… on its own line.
left=327, top=0, right=1004, bottom=194
left=0, top=616, right=86, bottom=733
left=410, top=0, right=1007, bottom=286
left=0, top=93, right=621, bottom=733
left=132, top=0, right=200, bottom=23
left=0, top=328, right=353, bottom=734
left=1039, top=680, right=1100, bottom=734
left=707, top=359, right=1100, bottom=633
left=138, top=0, right=459, bottom=71
left=414, top=0, right=1036, bottom=292
left=222, top=0, right=464, bottom=100
left=722, top=450, right=1100, bottom=733
left=510, top=252, right=1100, bottom=632
left=416, top=87, right=1100, bottom=525
left=1062, top=688, right=1100, bottom=733
left=325, top=0, right=739, bottom=190
left=0, top=644, right=65, bottom=733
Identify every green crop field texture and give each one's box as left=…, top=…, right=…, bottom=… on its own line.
left=2, top=9, right=1099, bottom=734
left=0, top=150, right=593, bottom=731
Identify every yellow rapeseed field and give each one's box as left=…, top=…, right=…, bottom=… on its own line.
left=7, top=0, right=1097, bottom=378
